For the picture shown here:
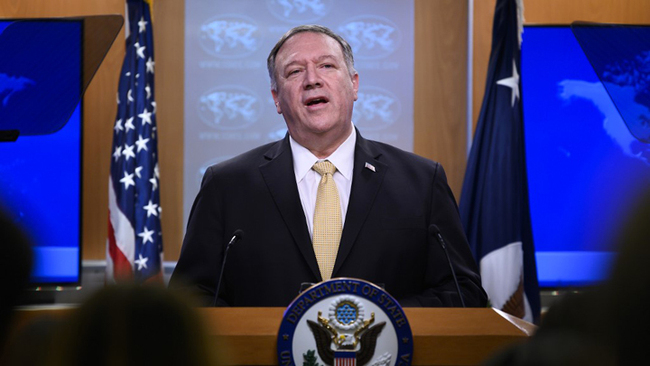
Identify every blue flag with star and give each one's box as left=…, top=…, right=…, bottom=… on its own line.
left=459, top=0, right=540, bottom=323
left=107, top=0, right=163, bottom=284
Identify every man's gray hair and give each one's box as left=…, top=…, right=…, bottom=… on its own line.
left=267, top=24, right=357, bottom=91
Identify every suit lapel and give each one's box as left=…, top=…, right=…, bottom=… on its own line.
left=333, top=132, right=387, bottom=275
left=259, top=136, right=321, bottom=280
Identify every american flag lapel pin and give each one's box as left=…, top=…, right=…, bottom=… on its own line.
left=364, top=162, right=376, bottom=172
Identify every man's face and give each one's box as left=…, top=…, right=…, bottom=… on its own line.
left=271, top=32, right=358, bottom=153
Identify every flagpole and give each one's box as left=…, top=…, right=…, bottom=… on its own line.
left=466, top=0, right=474, bottom=157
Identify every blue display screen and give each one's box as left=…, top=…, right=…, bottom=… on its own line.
left=522, top=26, right=650, bottom=287
left=0, top=20, right=82, bottom=285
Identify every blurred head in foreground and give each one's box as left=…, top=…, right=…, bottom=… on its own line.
left=0, top=208, right=33, bottom=351
left=51, top=284, right=218, bottom=366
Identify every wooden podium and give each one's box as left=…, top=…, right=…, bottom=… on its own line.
left=199, top=307, right=535, bottom=366
left=12, top=307, right=534, bottom=366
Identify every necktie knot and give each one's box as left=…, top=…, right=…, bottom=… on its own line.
left=312, top=160, right=337, bottom=176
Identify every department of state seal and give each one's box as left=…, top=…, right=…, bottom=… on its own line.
left=277, top=278, right=413, bottom=366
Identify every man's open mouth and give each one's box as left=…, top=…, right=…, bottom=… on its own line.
left=305, top=97, right=329, bottom=106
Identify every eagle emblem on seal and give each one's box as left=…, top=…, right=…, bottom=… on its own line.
left=306, top=296, right=386, bottom=366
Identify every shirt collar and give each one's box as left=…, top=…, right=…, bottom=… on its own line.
left=290, top=125, right=356, bottom=183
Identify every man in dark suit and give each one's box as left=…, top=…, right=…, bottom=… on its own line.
left=169, top=25, right=487, bottom=308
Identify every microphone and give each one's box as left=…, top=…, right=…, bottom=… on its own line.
left=212, top=229, right=245, bottom=307
left=429, top=224, right=466, bottom=307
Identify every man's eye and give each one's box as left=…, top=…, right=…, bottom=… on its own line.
left=287, top=69, right=300, bottom=76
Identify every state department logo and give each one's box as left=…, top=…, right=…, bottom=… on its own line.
left=198, top=85, right=262, bottom=130
left=278, top=278, right=413, bottom=366
left=353, top=86, right=401, bottom=131
left=266, top=0, right=332, bottom=24
left=338, top=16, right=401, bottom=60
left=199, top=14, right=263, bottom=58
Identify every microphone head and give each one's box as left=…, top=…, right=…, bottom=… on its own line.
left=428, top=224, right=440, bottom=237
left=232, top=229, right=245, bottom=241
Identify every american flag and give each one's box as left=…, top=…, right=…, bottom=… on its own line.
left=459, top=0, right=540, bottom=323
left=106, top=0, right=163, bottom=284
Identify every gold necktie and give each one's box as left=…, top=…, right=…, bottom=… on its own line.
left=312, top=160, right=342, bottom=281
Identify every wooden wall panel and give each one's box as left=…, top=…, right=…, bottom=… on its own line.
left=153, top=0, right=184, bottom=261
left=414, top=0, right=469, bottom=200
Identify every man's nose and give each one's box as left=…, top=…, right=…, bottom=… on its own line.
left=303, top=64, right=322, bottom=89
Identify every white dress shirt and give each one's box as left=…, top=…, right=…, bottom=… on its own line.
left=290, top=127, right=355, bottom=239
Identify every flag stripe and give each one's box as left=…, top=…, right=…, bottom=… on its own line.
left=108, top=177, right=136, bottom=262
left=107, top=216, right=134, bottom=282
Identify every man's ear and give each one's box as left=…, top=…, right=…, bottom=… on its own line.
left=352, top=73, right=359, bottom=101
left=271, top=89, right=282, bottom=114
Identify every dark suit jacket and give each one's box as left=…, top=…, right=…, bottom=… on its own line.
left=169, top=130, right=487, bottom=307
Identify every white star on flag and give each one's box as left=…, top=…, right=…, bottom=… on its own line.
left=143, top=200, right=159, bottom=217
left=496, top=59, right=520, bottom=107
left=136, top=134, right=150, bottom=152
left=127, top=89, right=134, bottom=103
left=139, top=108, right=152, bottom=125
left=123, top=144, right=136, bottom=161
left=149, top=176, right=158, bottom=191
left=114, top=118, right=123, bottom=132
left=135, top=254, right=148, bottom=270
left=135, top=166, right=143, bottom=178
left=138, top=226, right=155, bottom=244
left=134, top=41, right=146, bottom=59
left=112, top=146, right=122, bottom=162
left=146, top=57, right=155, bottom=74
left=138, top=16, right=147, bottom=33
left=145, top=85, right=151, bottom=99
left=125, top=117, right=135, bottom=132
left=120, top=171, right=135, bottom=189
